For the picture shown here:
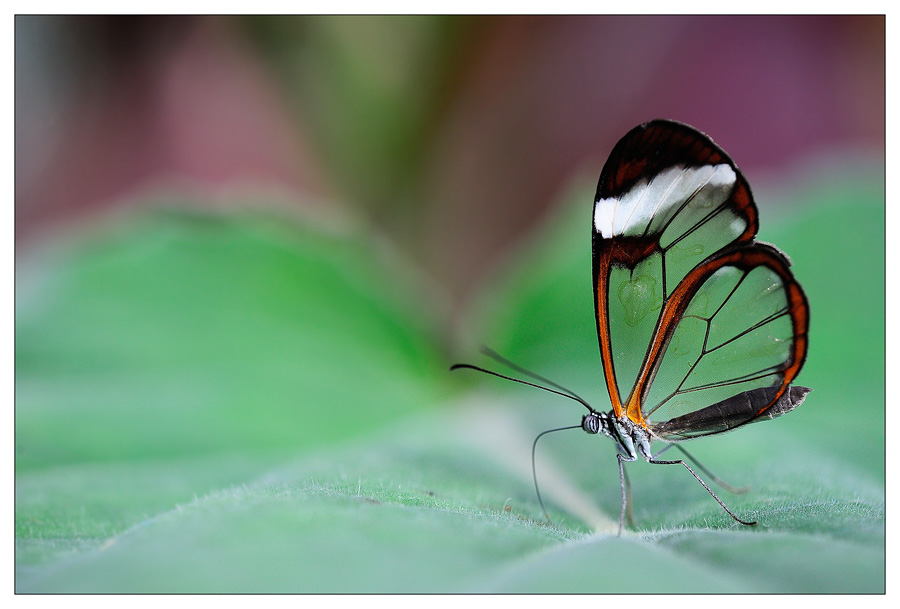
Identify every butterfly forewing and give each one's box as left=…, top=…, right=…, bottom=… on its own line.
left=599, top=162, right=753, bottom=402
left=592, top=120, right=808, bottom=434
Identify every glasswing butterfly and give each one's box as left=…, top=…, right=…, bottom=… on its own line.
left=453, top=119, right=810, bottom=534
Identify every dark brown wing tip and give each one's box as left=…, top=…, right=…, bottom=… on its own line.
left=595, top=119, right=751, bottom=209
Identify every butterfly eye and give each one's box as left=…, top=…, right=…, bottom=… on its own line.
left=582, top=413, right=602, bottom=434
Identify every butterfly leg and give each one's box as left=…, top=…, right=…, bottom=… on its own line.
left=648, top=457, right=757, bottom=526
left=616, top=451, right=638, bottom=535
left=653, top=443, right=750, bottom=494
left=621, top=461, right=635, bottom=529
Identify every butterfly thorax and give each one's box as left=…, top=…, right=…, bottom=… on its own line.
left=582, top=410, right=653, bottom=462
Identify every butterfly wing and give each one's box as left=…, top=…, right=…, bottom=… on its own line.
left=592, top=120, right=809, bottom=438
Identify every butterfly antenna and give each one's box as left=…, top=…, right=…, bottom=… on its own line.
left=451, top=348, right=594, bottom=414
left=451, top=349, right=595, bottom=521
left=479, top=346, right=593, bottom=407
left=450, top=363, right=595, bottom=413
left=532, top=424, right=582, bottom=522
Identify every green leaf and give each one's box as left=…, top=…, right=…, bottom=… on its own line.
left=16, top=166, right=885, bottom=592
left=16, top=406, right=883, bottom=592
left=15, top=200, right=450, bottom=573
left=16, top=204, right=448, bottom=468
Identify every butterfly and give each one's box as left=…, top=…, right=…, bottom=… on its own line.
left=453, top=119, right=810, bottom=534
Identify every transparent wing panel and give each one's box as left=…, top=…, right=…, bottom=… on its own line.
left=662, top=205, right=750, bottom=300
left=607, top=253, right=664, bottom=398
left=642, top=259, right=798, bottom=430
left=706, top=266, right=791, bottom=350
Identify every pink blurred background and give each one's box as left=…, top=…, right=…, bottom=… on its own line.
left=15, top=15, right=885, bottom=308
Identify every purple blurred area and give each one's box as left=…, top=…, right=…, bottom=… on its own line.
left=15, top=15, right=885, bottom=308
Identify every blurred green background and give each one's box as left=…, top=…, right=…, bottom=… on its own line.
left=16, top=16, right=884, bottom=593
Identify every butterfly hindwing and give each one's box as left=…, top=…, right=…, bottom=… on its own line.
left=639, top=242, right=809, bottom=438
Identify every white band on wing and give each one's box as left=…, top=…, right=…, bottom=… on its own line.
left=594, top=163, right=736, bottom=239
